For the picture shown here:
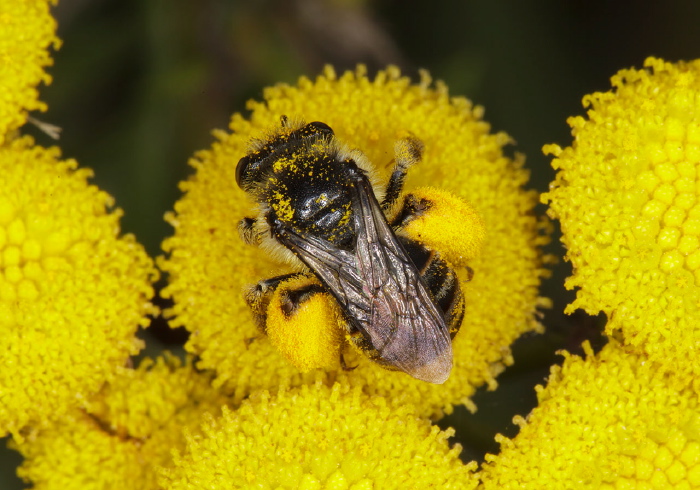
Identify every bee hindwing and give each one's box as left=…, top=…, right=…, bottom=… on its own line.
left=272, top=171, right=452, bottom=384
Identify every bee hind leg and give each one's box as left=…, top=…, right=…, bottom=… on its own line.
left=339, top=352, right=358, bottom=371
left=381, top=135, right=424, bottom=210
left=278, top=282, right=327, bottom=317
left=388, top=192, right=432, bottom=229
left=244, top=272, right=309, bottom=332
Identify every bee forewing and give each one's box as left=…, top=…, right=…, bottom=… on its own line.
left=404, top=346, right=452, bottom=384
left=353, top=176, right=453, bottom=383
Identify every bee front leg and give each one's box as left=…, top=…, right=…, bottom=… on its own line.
left=238, top=217, right=264, bottom=245
left=381, top=135, right=424, bottom=211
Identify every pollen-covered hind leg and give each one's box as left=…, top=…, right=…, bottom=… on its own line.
left=254, top=274, right=347, bottom=372
left=381, top=135, right=424, bottom=210
left=243, top=272, right=309, bottom=332
left=388, top=192, right=432, bottom=229
left=278, top=282, right=327, bottom=316
left=390, top=187, right=486, bottom=269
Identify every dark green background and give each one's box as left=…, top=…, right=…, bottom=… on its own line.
left=4, top=1, right=700, bottom=486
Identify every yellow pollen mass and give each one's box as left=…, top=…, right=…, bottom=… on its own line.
left=265, top=275, right=346, bottom=371
left=400, top=186, right=486, bottom=267
left=272, top=191, right=294, bottom=221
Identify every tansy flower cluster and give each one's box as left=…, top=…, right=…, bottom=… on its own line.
left=543, top=57, right=700, bottom=388
left=12, top=355, right=230, bottom=490
left=159, top=65, right=551, bottom=417
left=479, top=58, right=700, bottom=488
left=479, top=341, right=700, bottom=489
left=0, top=0, right=157, bottom=440
left=159, top=383, right=478, bottom=489
left=0, top=0, right=59, bottom=143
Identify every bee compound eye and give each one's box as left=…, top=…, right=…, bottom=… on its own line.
left=235, top=154, right=251, bottom=189
left=305, top=121, right=334, bottom=136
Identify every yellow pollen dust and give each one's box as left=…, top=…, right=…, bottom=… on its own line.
left=271, top=191, right=295, bottom=222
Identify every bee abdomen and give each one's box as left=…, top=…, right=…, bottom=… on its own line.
left=399, top=237, right=465, bottom=338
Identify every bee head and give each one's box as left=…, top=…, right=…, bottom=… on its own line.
left=236, top=121, right=335, bottom=192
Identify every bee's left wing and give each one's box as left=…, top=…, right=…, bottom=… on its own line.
left=350, top=174, right=453, bottom=383
left=273, top=171, right=452, bottom=384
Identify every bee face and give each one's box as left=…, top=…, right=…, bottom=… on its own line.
left=237, top=118, right=473, bottom=384
left=236, top=120, right=334, bottom=192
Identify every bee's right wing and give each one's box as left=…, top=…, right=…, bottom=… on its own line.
left=272, top=172, right=452, bottom=384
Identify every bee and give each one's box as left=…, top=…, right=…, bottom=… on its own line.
left=236, top=117, right=469, bottom=384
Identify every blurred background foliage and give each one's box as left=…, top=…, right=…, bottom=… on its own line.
left=4, top=0, right=700, bottom=486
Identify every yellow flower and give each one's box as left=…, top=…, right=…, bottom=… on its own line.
left=159, top=382, right=476, bottom=489
left=0, top=136, right=157, bottom=439
left=542, top=57, right=700, bottom=375
left=479, top=341, right=700, bottom=489
left=160, top=65, right=550, bottom=417
left=12, top=355, right=229, bottom=490
left=0, top=0, right=59, bottom=143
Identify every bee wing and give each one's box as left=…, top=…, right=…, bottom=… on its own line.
left=273, top=173, right=452, bottom=384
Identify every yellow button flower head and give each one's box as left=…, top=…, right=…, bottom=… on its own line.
left=542, top=57, right=700, bottom=377
left=159, top=382, right=477, bottom=489
left=0, top=0, right=59, bottom=143
left=13, top=355, right=230, bottom=490
left=479, top=341, right=700, bottom=489
left=0, top=136, right=157, bottom=438
left=160, top=66, right=550, bottom=417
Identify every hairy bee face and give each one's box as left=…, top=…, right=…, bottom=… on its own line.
left=236, top=118, right=472, bottom=384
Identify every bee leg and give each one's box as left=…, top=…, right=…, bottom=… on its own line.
left=339, top=351, right=357, bottom=371
left=244, top=272, right=309, bottom=332
left=381, top=135, right=424, bottom=211
left=243, top=335, right=262, bottom=348
left=278, top=282, right=326, bottom=317
left=464, top=265, right=475, bottom=282
left=238, top=217, right=263, bottom=245
left=388, top=192, right=432, bottom=229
